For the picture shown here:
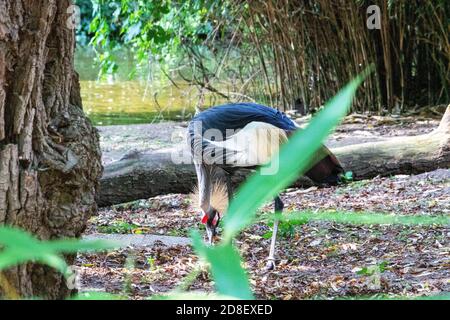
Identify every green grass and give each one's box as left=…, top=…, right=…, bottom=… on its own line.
left=97, top=220, right=140, bottom=234
left=262, top=219, right=306, bottom=240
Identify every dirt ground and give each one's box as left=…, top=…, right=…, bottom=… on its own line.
left=77, top=115, right=449, bottom=299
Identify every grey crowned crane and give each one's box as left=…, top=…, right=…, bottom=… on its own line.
left=187, top=102, right=343, bottom=270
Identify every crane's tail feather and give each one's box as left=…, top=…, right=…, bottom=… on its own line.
left=191, top=181, right=229, bottom=213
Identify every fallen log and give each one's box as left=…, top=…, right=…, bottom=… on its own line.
left=98, top=105, right=450, bottom=207
left=334, top=106, right=450, bottom=180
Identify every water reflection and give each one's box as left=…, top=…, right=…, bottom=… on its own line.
left=76, top=49, right=227, bottom=126
left=80, top=80, right=199, bottom=125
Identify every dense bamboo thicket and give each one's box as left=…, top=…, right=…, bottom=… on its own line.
left=82, top=0, right=449, bottom=114
left=240, top=0, right=449, bottom=113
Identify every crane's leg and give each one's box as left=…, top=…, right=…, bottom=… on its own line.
left=266, top=196, right=283, bottom=270
left=226, top=173, right=233, bottom=202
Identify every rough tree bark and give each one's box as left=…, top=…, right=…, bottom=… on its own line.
left=99, top=106, right=450, bottom=207
left=0, top=1, right=102, bottom=298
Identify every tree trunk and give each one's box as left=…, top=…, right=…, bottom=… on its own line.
left=0, top=0, right=102, bottom=299
left=99, top=106, right=450, bottom=207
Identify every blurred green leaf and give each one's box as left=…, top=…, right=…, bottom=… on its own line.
left=340, top=293, right=450, bottom=300
left=0, top=226, right=118, bottom=274
left=278, top=211, right=450, bottom=226
left=191, top=231, right=253, bottom=300
left=70, top=292, right=126, bottom=300
left=153, top=292, right=238, bottom=300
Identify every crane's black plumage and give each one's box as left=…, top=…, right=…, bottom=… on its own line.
left=188, top=102, right=298, bottom=138
left=188, top=102, right=344, bottom=269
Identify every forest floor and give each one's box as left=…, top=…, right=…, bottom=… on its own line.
left=77, top=114, right=449, bottom=299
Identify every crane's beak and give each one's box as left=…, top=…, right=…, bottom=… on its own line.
left=202, top=209, right=220, bottom=246
left=205, top=218, right=220, bottom=246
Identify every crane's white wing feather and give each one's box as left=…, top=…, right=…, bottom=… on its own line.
left=202, top=122, right=288, bottom=167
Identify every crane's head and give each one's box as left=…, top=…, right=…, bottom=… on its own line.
left=192, top=181, right=228, bottom=245
left=201, top=208, right=221, bottom=245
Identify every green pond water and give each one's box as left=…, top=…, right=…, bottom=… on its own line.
left=75, top=50, right=227, bottom=126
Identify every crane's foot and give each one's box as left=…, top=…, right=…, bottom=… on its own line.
left=205, top=234, right=220, bottom=246
left=265, top=259, right=276, bottom=271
